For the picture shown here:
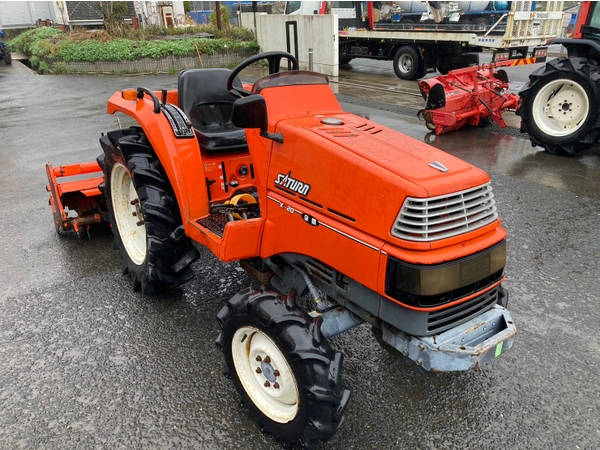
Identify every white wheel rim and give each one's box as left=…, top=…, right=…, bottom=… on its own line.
left=232, top=326, right=299, bottom=423
left=111, top=163, right=147, bottom=265
left=398, top=54, right=414, bottom=74
left=531, top=78, right=589, bottom=137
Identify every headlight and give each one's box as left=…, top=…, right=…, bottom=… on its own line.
left=385, top=241, right=506, bottom=307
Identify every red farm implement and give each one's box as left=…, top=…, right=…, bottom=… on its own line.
left=45, top=162, right=106, bottom=238
left=418, top=58, right=541, bottom=135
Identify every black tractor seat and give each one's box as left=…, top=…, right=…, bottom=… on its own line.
left=178, top=68, right=248, bottom=152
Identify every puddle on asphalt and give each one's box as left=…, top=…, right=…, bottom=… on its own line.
left=423, top=128, right=600, bottom=200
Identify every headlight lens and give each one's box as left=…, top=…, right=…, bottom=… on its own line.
left=385, top=241, right=506, bottom=307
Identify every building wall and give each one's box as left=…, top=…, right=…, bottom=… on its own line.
left=241, top=13, right=338, bottom=76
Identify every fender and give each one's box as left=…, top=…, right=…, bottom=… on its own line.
left=106, top=90, right=210, bottom=227
left=550, top=38, right=600, bottom=58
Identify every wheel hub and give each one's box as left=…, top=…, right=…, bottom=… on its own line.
left=231, top=326, right=299, bottom=423
left=400, top=55, right=413, bottom=72
left=260, top=360, right=277, bottom=383
left=533, top=78, right=589, bottom=136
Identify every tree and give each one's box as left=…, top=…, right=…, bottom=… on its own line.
left=94, top=1, right=129, bottom=35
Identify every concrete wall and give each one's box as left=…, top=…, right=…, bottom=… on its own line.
left=44, top=49, right=256, bottom=75
left=240, top=12, right=338, bottom=77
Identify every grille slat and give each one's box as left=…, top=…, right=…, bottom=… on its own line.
left=403, top=189, right=494, bottom=212
left=393, top=212, right=497, bottom=236
left=427, top=287, right=499, bottom=333
left=392, top=183, right=498, bottom=242
left=398, top=202, right=494, bottom=227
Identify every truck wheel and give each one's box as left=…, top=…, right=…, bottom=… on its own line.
left=98, top=129, right=199, bottom=294
left=473, top=17, right=489, bottom=31
left=216, top=288, right=350, bottom=448
left=437, top=59, right=449, bottom=75
left=393, top=45, right=420, bottom=80
left=517, top=57, right=600, bottom=155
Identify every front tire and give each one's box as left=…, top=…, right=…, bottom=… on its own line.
left=517, top=57, right=600, bottom=155
left=216, top=288, right=350, bottom=448
left=97, top=127, right=199, bottom=294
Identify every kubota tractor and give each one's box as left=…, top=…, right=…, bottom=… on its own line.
left=517, top=1, right=600, bottom=155
left=47, top=52, right=517, bottom=448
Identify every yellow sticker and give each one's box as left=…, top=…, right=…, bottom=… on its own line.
left=495, top=342, right=504, bottom=357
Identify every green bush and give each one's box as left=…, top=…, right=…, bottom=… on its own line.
left=55, top=37, right=257, bottom=62
left=8, top=26, right=257, bottom=63
left=8, top=27, right=64, bottom=54
left=209, top=5, right=232, bottom=27
left=52, top=62, right=67, bottom=74
left=38, top=61, right=51, bottom=73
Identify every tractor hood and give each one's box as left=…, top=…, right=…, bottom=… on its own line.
left=268, top=112, right=492, bottom=247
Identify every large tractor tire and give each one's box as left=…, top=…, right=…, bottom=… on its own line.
left=97, top=127, right=199, bottom=294
left=517, top=57, right=600, bottom=155
left=393, top=45, right=421, bottom=80
left=216, top=288, right=350, bottom=449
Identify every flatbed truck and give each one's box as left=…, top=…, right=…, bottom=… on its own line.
left=287, top=1, right=565, bottom=79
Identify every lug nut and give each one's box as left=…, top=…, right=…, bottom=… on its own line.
left=263, top=356, right=271, bottom=364
left=130, top=199, right=139, bottom=205
left=273, top=382, right=280, bottom=389
left=273, top=370, right=280, bottom=377
left=256, top=368, right=262, bottom=374
left=255, top=355, right=262, bottom=362
left=132, top=212, right=137, bottom=216
left=264, top=381, right=270, bottom=388
left=136, top=220, right=145, bottom=226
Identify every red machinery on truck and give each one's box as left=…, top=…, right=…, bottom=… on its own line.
left=46, top=52, right=516, bottom=448
left=517, top=1, right=600, bottom=155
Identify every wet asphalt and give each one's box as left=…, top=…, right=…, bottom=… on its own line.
left=0, top=60, right=599, bottom=450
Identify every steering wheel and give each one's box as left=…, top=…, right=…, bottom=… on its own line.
left=227, top=51, right=299, bottom=98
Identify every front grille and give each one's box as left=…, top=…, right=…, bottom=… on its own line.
left=427, top=286, right=499, bottom=333
left=392, top=183, right=498, bottom=242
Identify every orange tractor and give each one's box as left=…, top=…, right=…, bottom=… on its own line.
left=46, top=52, right=516, bottom=448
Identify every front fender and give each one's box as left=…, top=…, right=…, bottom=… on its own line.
left=107, top=90, right=209, bottom=223
left=550, top=38, right=600, bottom=58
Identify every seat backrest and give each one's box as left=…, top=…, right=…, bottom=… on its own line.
left=177, top=68, right=242, bottom=130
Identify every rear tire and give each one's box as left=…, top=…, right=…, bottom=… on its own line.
left=517, top=57, right=600, bottom=155
left=216, top=288, right=350, bottom=448
left=393, top=45, right=420, bottom=80
left=97, top=127, right=199, bottom=294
